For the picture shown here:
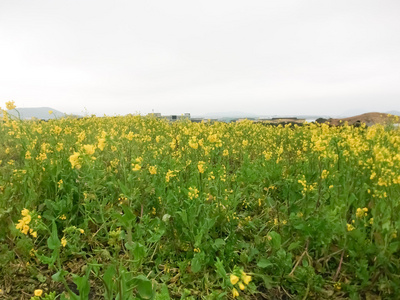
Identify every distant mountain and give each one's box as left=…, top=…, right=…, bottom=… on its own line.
left=3, top=107, right=70, bottom=120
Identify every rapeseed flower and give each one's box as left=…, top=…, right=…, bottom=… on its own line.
left=188, top=187, right=199, bottom=200
left=149, top=165, right=157, bottom=175
left=25, top=151, right=32, bottom=159
left=232, top=288, right=239, bottom=298
left=98, top=138, right=106, bottom=151
left=356, top=207, right=368, bottom=218
left=197, top=161, right=206, bottom=174
left=241, top=271, right=252, bottom=285
left=6, top=101, right=16, bottom=110
left=165, top=170, right=176, bottom=182
left=132, top=164, right=141, bottom=171
left=83, top=144, right=96, bottom=155
left=69, top=152, right=81, bottom=169
left=347, top=223, right=355, bottom=231
left=230, top=274, right=239, bottom=285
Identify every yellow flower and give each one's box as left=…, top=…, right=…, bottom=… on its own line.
left=356, top=207, right=368, bottom=218
left=52, top=125, right=62, bottom=135
left=347, top=223, right=355, bottom=232
left=34, top=289, right=43, bottom=297
left=232, top=288, right=239, bottom=298
left=79, top=229, right=84, bottom=234
left=69, top=152, right=81, bottom=169
left=21, top=208, right=30, bottom=216
left=6, top=100, right=16, bottom=110
left=61, top=236, right=67, bottom=247
left=239, top=282, right=245, bottom=290
left=230, top=274, right=239, bottom=285
left=208, top=134, right=218, bottom=143
left=83, top=144, right=96, bottom=155
left=22, top=214, right=32, bottom=224
left=22, top=225, right=30, bottom=235
left=223, top=149, right=229, bottom=156
left=188, top=137, right=198, bottom=149
left=188, top=187, right=199, bottom=200
left=149, top=165, right=157, bottom=175
left=165, top=170, right=176, bottom=182
left=48, top=110, right=53, bottom=114
left=98, top=138, right=106, bottom=151
left=25, top=151, right=32, bottom=160
left=126, top=131, right=134, bottom=141
left=132, top=164, right=141, bottom=171
left=242, top=274, right=252, bottom=285
left=197, top=161, right=206, bottom=174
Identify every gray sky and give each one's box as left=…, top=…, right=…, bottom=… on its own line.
left=1, top=0, right=400, bottom=116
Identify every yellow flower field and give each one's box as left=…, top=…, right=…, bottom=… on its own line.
left=1, top=104, right=400, bottom=299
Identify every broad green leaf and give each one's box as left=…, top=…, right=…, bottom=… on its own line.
left=155, top=284, right=170, bottom=300
left=52, top=269, right=68, bottom=282
left=47, top=221, right=60, bottom=250
left=257, top=258, right=273, bottom=268
left=191, top=252, right=205, bottom=273
left=131, top=275, right=153, bottom=299
left=268, top=231, right=281, bottom=250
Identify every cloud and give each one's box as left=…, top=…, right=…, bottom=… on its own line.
left=1, top=0, right=400, bottom=116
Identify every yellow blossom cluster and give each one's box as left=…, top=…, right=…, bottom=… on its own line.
left=356, top=207, right=368, bottom=218
left=197, top=161, right=206, bottom=174
left=188, top=187, right=199, bottom=200
left=69, top=152, right=81, bottom=169
left=149, top=165, right=157, bottom=175
left=230, top=270, right=252, bottom=298
left=15, top=209, right=37, bottom=238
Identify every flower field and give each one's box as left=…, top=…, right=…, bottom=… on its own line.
left=1, top=104, right=400, bottom=299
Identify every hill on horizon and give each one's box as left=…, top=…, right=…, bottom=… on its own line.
left=3, top=107, right=69, bottom=120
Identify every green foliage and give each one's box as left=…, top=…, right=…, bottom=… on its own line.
left=1, top=110, right=400, bottom=298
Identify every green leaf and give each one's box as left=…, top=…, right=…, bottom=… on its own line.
left=191, top=252, right=205, bottom=273
left=268, top=231, right=281, bottom=250
left=155, top=284, right=170, bottom=300
left=214, top=257, right=227, bottom=279
left=131, top=275, right=153, bottom=299
left=52, top=269, right=68, bottom=282
left=38, top=254, right=56, bottom=266
left=103, top=265, right=116, bottom=286
left=213, top=239, right=225, bottom=250
left=288, top=241, right=301, bottom=251
left=72, top=272, right=91, bottom=300
left=47, top=221, right=60, bottom=250
left=125, top=242, right=147, bottom=261
left=257, top=258, right=273, bottom=268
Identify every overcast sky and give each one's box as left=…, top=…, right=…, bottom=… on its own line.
left=1, top=1, right=400, bottom=116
